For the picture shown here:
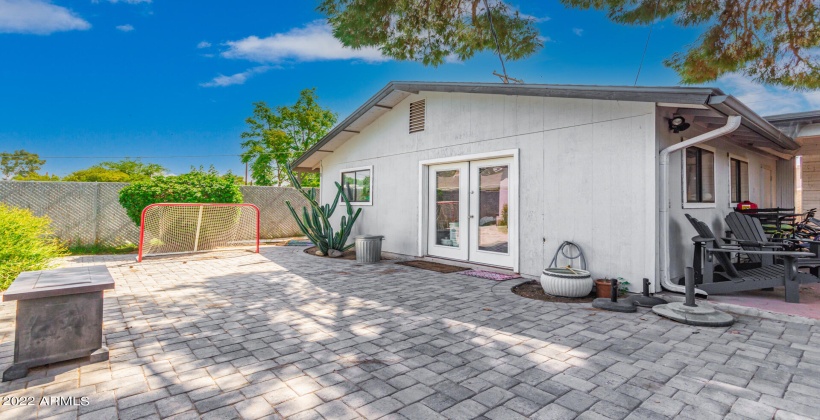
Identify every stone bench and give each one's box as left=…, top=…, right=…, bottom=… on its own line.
left=2, top=265, right=114, bottom=381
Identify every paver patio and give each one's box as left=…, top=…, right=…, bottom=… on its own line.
left=1, top=246, right=820, bottom=419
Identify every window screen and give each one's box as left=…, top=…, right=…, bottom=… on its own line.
left=730, top=158, right=749, bottom=203
left=685, top=147, right=715, bottom=203
left=341, top=169, right=371, bottom=203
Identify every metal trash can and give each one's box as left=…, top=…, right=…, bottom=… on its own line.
left=355, top=235, right=384, bottom=263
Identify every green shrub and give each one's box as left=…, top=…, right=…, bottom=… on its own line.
left=0, top=204, right=67, bottom=290
left=118, top=168, right=243, bottom=226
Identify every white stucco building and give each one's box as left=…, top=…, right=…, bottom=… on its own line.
left=292, top=82, right=800, bottom=293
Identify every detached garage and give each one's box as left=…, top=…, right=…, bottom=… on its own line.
left=292, top=82, right=800, bottom=294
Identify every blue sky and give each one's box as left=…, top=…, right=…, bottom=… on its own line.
left=1, top=0, right=818, bottom=177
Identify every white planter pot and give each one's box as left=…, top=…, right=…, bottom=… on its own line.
left=540, top=268, right=592, bottom=298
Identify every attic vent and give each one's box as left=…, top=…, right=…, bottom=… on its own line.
left=409, top=100, right=425, bottom=133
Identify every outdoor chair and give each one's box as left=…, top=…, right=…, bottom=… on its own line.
left=725, top=212, right=820, bottom=276
left=685, top=214, right=819, bottom=303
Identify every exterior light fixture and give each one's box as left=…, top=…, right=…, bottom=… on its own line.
left=669, top=115, right=690, bottom=133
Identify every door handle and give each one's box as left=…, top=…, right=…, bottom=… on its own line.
left=470, top=215, right=475, bottom=218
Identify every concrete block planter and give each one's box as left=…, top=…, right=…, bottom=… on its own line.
left=540, top=268, right=592, bottom=298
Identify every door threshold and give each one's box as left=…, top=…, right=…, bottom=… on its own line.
left=420, top=255, right=517, bottom=274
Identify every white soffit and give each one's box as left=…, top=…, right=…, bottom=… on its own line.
left=347, top=107, right=390, bottom=132
left=657, top=102, right=709, bottom=110
left=381, top=90, right=411, bottom=107
left=298, top=91, right=411, bottom=170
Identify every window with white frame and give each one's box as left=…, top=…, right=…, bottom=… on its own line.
left=684, top=146, right=715, bottom=205
left=341, top=166, right=372, bottom=205
left=730, top=156, right=749, bottom=204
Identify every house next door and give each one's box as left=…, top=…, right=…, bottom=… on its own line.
left=427, top=158, right=514, bottom=268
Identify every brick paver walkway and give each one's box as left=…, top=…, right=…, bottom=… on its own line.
left=1, top=246, right=820, bottom=419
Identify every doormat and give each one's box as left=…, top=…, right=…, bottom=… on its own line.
left=460, top=270, right=521, bottom=281
left=395, top=260, right=467, bottom=273
left=287, top=240, right=314, bottom=246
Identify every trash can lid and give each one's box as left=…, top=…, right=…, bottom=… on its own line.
left=354, top=235, right=384, bottom=239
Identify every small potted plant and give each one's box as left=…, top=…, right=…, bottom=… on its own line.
left=594, top=278, right=612, bottom=298
left=618, top=279, right=631, bottom=297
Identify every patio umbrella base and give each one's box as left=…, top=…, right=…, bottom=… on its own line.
left=592, top=296, right=637, bottom=312
left=633, top=295, right=668, bottom=308
left=652, top=302, right=734, bottom=327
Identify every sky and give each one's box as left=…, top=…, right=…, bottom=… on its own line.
left=1, top=0, right=819, bottom=178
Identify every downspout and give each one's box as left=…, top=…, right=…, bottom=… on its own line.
left=658, top=115, right=742, bottom=294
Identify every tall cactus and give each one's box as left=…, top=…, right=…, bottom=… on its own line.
left=285, top=165, right=361, bottom=255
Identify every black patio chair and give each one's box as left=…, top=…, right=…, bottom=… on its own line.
left=725, top=212, right=820, bottom=276
left=685, top=214, right=819, bottom=303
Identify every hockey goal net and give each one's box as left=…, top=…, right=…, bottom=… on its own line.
left=138, top=203, right=260, bottom=262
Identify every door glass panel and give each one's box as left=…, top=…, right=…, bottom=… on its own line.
left=478, top=165, right=509, bottom=253
left=435, top=170, right=461, bottom=247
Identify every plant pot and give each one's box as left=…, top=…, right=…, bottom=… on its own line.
left=540, top=268, right=592, bottom=298
left=595, top=279, right=612, bottom=299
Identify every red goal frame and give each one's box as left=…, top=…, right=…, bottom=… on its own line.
left=137, top=203, right=260, bottom=262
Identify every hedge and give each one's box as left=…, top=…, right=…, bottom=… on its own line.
left=118, top=169, right=243, bottom=226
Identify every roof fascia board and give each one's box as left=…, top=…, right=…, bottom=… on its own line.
left=765, top=110, right=820, bottom=123
left=392, top=82, right=718, bottom=104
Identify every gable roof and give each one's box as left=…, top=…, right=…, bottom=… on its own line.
left=292, top=81, right=800, bottom=171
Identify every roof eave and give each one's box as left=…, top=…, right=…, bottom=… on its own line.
left=292, top=81, right=799, bottom=169
left=291, top=82, right=400, bottom=170
left=708, top=95, right=801, bottom=150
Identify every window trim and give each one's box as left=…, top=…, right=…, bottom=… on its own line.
left=728, top=154, right=750, bottom=207
left=682, top=144, right=717, bottom=209
left=339, top=165, right=373, bottom=206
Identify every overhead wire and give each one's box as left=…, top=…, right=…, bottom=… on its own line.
left=634, top=0, right=661, bottom=86
left=483, top=0, right=511, bottom=83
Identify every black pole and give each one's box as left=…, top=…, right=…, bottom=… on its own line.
left=684, top=267, right=696, bottom=307
left=643, top=278, right=650, bottom=297
left=610, top=278, right=618, bottom=302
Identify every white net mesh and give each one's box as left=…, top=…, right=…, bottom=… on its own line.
left=138, top=204, right=259, bottom=261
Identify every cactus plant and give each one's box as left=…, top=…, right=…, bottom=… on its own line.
left=285, top=165, right=361, bottom=255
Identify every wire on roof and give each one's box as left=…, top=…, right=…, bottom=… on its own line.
left=634, top=0, right=661, bottom=86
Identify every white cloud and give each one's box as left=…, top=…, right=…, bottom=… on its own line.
left=803, top=90, right=820, bottom=110
left=0, top=0, right=91, bottom=35
left=572, top=28, right=583, bottom=36
left=444, top=54, right=463, bottom=64
left=197, top=41, right=211, bottom=49
left=507, top=3, right=549, bottom=23
left=718, top=73, right=820, bottom=116
left=200, top=66, right=271, bottom=88
left=222, top=21, right=387, bottom=63
left=521, top=13, right=550, bottom=23
left=116, top=24, right=134, bottom=32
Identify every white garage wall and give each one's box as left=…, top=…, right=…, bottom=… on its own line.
left=318, top=92, right=656, bottom=291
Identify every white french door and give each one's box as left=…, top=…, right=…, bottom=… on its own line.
left=469, top=158, right=513, bottom=267
left=427, top=162, right=469, bottom=261
left=427, top=157, right=514, bottom=268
